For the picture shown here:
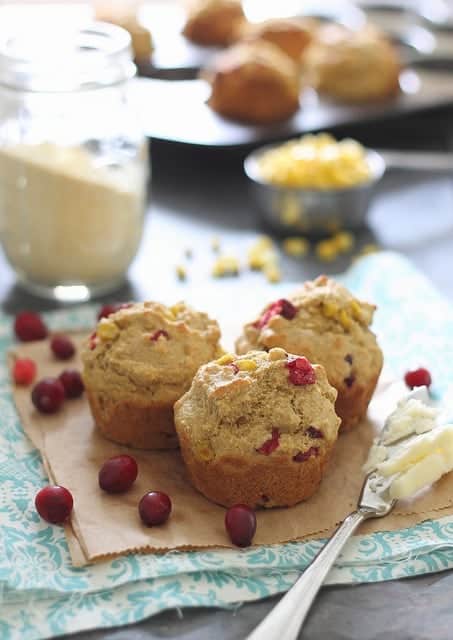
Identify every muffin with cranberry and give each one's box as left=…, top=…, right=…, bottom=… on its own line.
left=204, top=41, right=301, bottom=124
left=236, top=276, right=383, bottom=431
left=240, top=17, right=317, bottom=65
left=183, top=0, right=246, bottom=46
left=82, top=302, right=222, bottom=449
left=174, top=348, right=340, bottom=508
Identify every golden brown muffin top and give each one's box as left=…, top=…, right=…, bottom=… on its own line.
left=183, top=0, right=246, bottom=46
left=82, top=301, right=221, bottom=397
left=240, top=17, right=317, bottom=62
left=175, top=348, right=340, bottom=461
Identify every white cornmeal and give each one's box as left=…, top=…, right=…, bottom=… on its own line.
left=0, top=143, right=146, bottom=285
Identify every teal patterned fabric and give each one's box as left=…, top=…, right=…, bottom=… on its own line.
left=3, top=251, right=453, bottom=640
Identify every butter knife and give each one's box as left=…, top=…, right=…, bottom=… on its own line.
left=245, top=387, right=431, bottom=640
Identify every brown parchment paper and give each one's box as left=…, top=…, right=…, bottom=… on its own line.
left=11, top=334, right=453, bottom=567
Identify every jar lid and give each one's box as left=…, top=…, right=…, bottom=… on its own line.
left=0, top=21, right=136, bottom=92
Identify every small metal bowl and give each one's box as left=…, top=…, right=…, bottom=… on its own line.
left=244, top=144, right=386, bottom=235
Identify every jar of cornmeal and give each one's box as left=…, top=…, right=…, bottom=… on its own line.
left=0, top=22, right=148, bottom=301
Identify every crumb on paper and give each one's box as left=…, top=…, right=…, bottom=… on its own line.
left=315, top=239, right=338, bottom=262
left=176, top=265, right=187, bottom=281
left=212, top=255, right=240, bottom=278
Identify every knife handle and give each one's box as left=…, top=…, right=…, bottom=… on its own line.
left=245, top=510, right=365, bottom=640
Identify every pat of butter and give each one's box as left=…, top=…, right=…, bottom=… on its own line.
left=389, top=452, right=449, bottom=500
left=382, top=398, right=439, bottom=444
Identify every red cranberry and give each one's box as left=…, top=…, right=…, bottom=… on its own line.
left=306, top=426, right=323, bottom=439
left=99, top=455, right=138, bottom=494
left=344, top=374, right=355, bottom=388
left=150, top=330, right=169, bottom=341
left=254, top=299, right=297, bottom=330
left=229, top=363, right=239, bottom=374
left=405, top=367, right=432, bottom=389
left=286, top=357, right=316, bottom=385
left=293, top=446, right=319, bottom=462
left=89, top=332, right=98, bottom=351
left=31, top=377, right=65, bottom=414
left=35, top=485, right=73, bottom=524
left=257, top=428, right=280, bottom=455
left=225, top=504, right=257, bottom=547
left=139, top=491, right=172, bottom=526
left=59, top=370, right=84, bottom=399
left=50, top=335, right=75, bottom=360
left=14, top=311, right=48, bottom=342
left=97, top=303, right=133, bottom=321
left=344, top=354, right=353, bottom=364
left=13, top=358, right=37, bottom=385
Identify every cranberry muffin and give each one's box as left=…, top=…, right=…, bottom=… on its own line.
left=174, top=348, right=340, bottom=508
left=241, top=17, right=316, bottom=65
left=183, top=0, right=246, bottom=47
left=304, top=24, right=401, bottom=103
left=236, top=276, right=383, bottom=431
left=204, top=41, right=301, bottom=124
left=82, top=302, right=222, bottom=449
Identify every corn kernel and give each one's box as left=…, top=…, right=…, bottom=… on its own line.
left=350, top=300, right=362, bottom=321
left=332, top=231, right=355, bottom=253
left=212, top=255, right=239, bottom=278
left=264, top=263, right=282, bottom=283
left=236, top=359, right=258, bottom=371
left=169, top=302, right=185, bottom=317
left=323, top=301, right=338, bottom=318
left=268, top=347, right=287, bottom=361
left=197, top=445, right=214, bottom=462
left=175, top=265, right=187, bottom=281
left=216, top=353, right=235, bottom=365
left=97, top=319, right=119, bottom=341
left=282, top=237, right=309, bottom=258
left=248, top=236, right=277, bottom=270
left=360, top=243, right=380, bottom=255
left=339, top=309, right=352, bottom=330
left=316, top=240, right=338, bottom=262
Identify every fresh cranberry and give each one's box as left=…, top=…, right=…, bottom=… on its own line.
left=35, top=485, right=73, bottom=524
left=139, top=491, right=172, bottom=526
left=89, top=332, right=98, bottom=351
left=59, top=370, right=84, bottom=399
left=229, top=363, right=239, bottom=374
left=344, top=354, right=353, bottom=364
left=286, top=357, right=316, bottom=385
left=50, top=335, right=75, bottom=360
left=13, top=358, right=37, bottom=385
left=257, top=427, right=280, bottom=455
left=31, top=378, right=65, bottom=414
left=99, top=455, right=138, bottom=494
left=150, top=330, right=169, bottom=341
left=97, top=303, right=133, bottom=321
left=14, top=311, right=48, bottom=342
left=293, top=446, right=319, bottom=462
left=404, top=367, right=432, bottom=389
left=344, top=374, right=355, bottom=388
left=306, top=426, right=323, bottom=439
left=254, top=299, right=297, bottom=330
left=225, top=504, right=257, bottom=547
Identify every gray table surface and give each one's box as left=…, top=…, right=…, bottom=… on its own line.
left=3, top=109, right=453, bottom=640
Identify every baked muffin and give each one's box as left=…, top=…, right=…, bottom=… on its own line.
left=303, top=24, right=401, bottom=103
left=82, top=302, right=222, bottom=450
left=205, top=41, right=301, bottom=124
left=241, top=17, right=316, bottom=64
left=183, top=0, right=246, bottom=47
left=236, top=276, right=383, bottom=431
left=174, top=348, right=340, bottom=508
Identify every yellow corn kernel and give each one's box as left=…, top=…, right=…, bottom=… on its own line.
left=212, top=255, right=239, bottom=278
left=282, top=237, right=309, bottom=258
left=216, top=353, right=235, bottom=365
left=332, top=231, right=355, bottom=253
left=360, top=243, right=380, bottom=255
left=316, top=240, right=338, bottom=262
left=197, top=445, right=214, bottom=462
left=264, top=263, right=282, bottom=283
left=322, top=301, right=338, bottom=318
left=236, top=359, right=258, bottom=372
left=97, top=319, right=119, bottom=341
left=175, top=265, right=187, bottom=281
left=268, top=347, right=287, bottom=361
left=169, top=302, right=186, bottom=317
left=339, top=308, right=352, bottom=330
left=350, top=300, right=362, bottom=321
left=248, top=236, right=277, bottom=270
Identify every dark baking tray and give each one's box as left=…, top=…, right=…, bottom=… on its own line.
left=136, top=68, right=453, bottom=148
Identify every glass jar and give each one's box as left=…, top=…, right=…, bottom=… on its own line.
left=0, top=22, right=148, bottom=301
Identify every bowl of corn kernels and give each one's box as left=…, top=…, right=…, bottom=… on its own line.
left=244, top=133, right=385, bottom=235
